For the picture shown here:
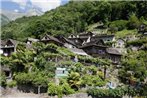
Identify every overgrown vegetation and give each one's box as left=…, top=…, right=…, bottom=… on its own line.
left=1, top=43, right=110, bottom=97
left=1, top=1, right=147, bottom=97
left=87, top=85, right=147, bottom=98
left=0, top=71, right=7, bottom=87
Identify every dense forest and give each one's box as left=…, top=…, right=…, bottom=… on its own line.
left=1, top=1, right=147, bottom=41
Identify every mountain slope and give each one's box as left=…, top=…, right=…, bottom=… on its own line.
left=1, top=1, right=147, bottom=41
left=1, top=9, right=43, bottom=21
left=0, top=14, right=10, bottom=26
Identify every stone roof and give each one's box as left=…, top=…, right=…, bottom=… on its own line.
left=27, top=38, right=39, bottom=42
left=117, top=38, right=125, bottom=42
left=0, top=39, right=18, bottom=47
left=68, top=34, right=77, bottom=38
left=41, top=34, right=63, bottom=45
left=63, top=37, right=77, bottom=47
left=79, top=41, right=107, bottom=48
left=68, top=48, right=88, bottom=56
left=79, top=31, right=93, bottom=36
left=8, top=39, right=18, bottom=45
left=93, top=34, right=115, bottom=38
left=0, top=40, right=6, bottom=47
left=83, top=39, right=105, bottom=46
left=106, top=48, right=122, bottom=55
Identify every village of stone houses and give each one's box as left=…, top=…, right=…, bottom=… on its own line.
left=0, top=1, right=147, bottom=98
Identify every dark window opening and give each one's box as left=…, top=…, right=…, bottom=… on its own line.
left=5, top=71, right=10, bottom=77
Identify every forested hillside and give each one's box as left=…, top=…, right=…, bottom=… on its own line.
left=1, top=1, right=147, bottom=41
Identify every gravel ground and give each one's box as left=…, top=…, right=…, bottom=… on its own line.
left=1, top=93, right=41, bottom=98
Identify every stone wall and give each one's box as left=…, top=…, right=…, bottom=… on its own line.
left=62, top=93, right=92, bottom=98
left=17, top=85, right=47, bottom=94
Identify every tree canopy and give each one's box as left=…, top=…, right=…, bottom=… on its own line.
left=2, top=1, right=147, bottom=41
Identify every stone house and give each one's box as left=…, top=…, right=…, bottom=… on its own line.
left=68, top=32, right=115, bottom=47
left=26, top=38, right=39, bottom=44
left=79, top=40, right=122, bottom=64
left=138, top=24, right=147, bottom=36
left=106, top=48, right=122, bottom=64
left=67, top=32, right=95, bottom=47
left=40, top=34, right=64, bottom=46
left=91, top=34, right=115, bottom=43
left=60, top=37, right=78, bottom=48
left=114, top=38, right=125, bottom=48
left=0, top=39, right=18, bottom=56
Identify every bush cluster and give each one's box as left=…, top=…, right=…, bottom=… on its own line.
left=87, top=86, right=147, bottom=98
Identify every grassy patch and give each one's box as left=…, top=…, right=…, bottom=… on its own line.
left=88, top=23, right=100, bottom=31
left=115, top=29, right=137, bottom=38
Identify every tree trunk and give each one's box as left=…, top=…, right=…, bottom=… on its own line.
left=104, top=66, right=107, bottom=80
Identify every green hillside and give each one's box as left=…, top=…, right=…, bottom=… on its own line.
left=1, top=1, right=147, bottom=41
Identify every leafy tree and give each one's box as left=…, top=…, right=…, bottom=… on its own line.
left=98, top=1, right=112, bottom=24
left=48, top=82, right=57, bottom=96
left=119, top=51, right=147, bottom=83
left=9, top=49, right=35, bottom=72
left=71, top=62, right=83, bottom=73
left=62, top=83, right=75, bottom=95
left=109, top=20, right=128, bottom=31
left=0, top=71, right=7, bottom=87
left=15, top=72, right=48, bottom=87
left=67, top=72, right=82, bottom=90
left=48, top=82, right=75, bottom=98
left=7, top=80, right=17, bottom=88
left=127, top=14, right=141, bottom=29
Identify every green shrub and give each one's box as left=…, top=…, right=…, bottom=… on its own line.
left=15, top=72, right=48, bottom=87
left=0, top=72, right=7, bottom=87
left=48, top=82, right=57, bottom=96
left=109, top=20, right=128, bottom=31
left=62, top=83, right=75, bottom=95
left=48, top=82, right=74, bottom=98
left=82, top=75, right=106, bottom=87
left=7, top=80, right=17, bottom=88
left=45, top=43, right=58, bottom=53
left=57, top=86, right=63, bottom=98
left=127, top=14, right=141, bottom=29
left=87, top=87, right=128, bottom=98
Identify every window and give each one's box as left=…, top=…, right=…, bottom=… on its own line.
left=45, top=36, right=48, bottom=39
left=109, top=57, right=111, bottom=60
left=98, top=50, right=102, bottom=54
